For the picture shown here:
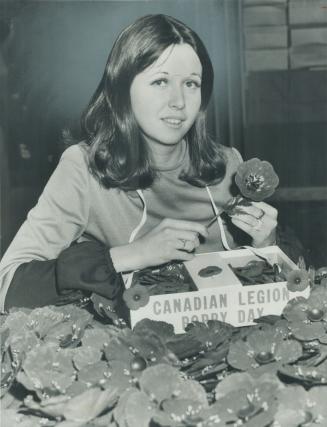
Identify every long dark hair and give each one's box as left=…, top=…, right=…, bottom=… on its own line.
left=81, top=14, right=226, bottom=190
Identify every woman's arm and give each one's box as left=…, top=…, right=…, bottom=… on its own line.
left=0, top=145, right=121, bottom=311
left=4, top=240, right=123, bottom=310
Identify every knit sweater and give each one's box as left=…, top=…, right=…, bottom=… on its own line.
left=0, top=142, right=244, bottom=311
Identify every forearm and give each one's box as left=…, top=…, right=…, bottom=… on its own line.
left=4, top=241, right=124, bottom=310
left=110, top=240, right=147, bottom=272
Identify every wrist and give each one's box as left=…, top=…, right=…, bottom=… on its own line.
left=109, top=241, right=144, bottom=273
left=252, top=231, right=277, bottom=248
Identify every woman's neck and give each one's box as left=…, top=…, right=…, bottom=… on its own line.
left=147, top=139, right=186, bottom=171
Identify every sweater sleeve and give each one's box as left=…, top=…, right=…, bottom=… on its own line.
left=4, top=240, right=124, bottom=310
left=0, top=145, right=122, bottom=311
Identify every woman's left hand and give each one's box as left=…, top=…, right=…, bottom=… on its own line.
left=229, top=201, right=278, bottom=248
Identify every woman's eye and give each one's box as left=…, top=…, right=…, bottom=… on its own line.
left=151, top=79, right=168, bottom=87
left=185, top=80, right=201, bottom=89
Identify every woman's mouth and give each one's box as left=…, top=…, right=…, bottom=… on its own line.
left=161, top=118, right=184, bottom=128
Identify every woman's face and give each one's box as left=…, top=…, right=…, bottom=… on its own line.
left=130, top=43, right=202, bottom=147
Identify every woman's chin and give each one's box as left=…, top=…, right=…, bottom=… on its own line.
left=143, top=133, right=186, bottom=147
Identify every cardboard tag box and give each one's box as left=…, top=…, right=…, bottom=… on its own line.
left=130, top=246, right=309, bottom=333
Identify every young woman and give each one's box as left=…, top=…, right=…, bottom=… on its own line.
left=0, top=14, right=278, bottom=312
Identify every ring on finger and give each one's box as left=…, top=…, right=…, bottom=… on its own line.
left=257, top=209, right=265, bottom=220
left=180, top=239, right=187, bottom=250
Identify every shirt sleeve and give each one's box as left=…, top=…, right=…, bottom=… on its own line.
left=0, top=145, right=119, bottom=311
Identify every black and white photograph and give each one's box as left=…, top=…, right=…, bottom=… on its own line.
left=1, top=1, right=327, bottom=425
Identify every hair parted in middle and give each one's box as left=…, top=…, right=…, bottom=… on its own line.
left=81, top=14, right=226, bottom=190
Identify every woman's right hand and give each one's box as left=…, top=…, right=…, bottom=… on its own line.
left=110, top=218, right=209, bottom=272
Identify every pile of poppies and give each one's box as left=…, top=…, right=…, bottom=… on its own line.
left=1, top=268, right=327, bottom=427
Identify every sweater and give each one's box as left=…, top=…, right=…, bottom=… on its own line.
left=0, top=142, right=243, bottom=311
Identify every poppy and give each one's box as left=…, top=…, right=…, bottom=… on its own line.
left=227, top=326, right=302, bottom=371
left=123, top=285, right=150, bottom=310
left=283, top=286, right=327, bottom=342
left=287, top=269, right=310, bottom=292
left=235, top=158, right=279, bottom=202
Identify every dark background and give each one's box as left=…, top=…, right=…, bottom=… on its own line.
left=0, top=0, right=326, bottom=266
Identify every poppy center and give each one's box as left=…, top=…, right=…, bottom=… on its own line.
left=130, top=356, right=147, bottom=372
left=245, top=174, right=264, bottom=191
left=255, top=351, right=275, bottom=365
left=133, top=294, right=141, bottom=301
left=237, top=402, right=257, bottom=420
left=307, top=308, right=325, bottom=322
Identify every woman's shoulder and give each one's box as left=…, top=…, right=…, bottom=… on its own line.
left=61, top=142, right=89, bottom=165
left=42, top=143, right=91, bottom=193
left=47, top=143, right=91, bottom=186
left=218, top=144, right=243, bottom=172
left=59, top=143, right=92, bottom=176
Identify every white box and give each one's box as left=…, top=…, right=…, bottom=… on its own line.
left=130, top=246, right=310, bottom=333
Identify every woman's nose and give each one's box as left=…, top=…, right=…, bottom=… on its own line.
left=168, top=85, right=185, bottom=110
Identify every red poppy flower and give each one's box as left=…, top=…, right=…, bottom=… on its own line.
left=211, top=372, right=281, bottom=426
left=287, top=269, right=310, bottom=292
left=123, top=285, right=150, bottom=310
left=227, top=327, right=302, bottom=371
left=283, top=286, right=327, bottom=342
left=235, top=158, right=279, bottom=202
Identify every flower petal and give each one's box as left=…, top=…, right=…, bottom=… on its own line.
left=215, top=372, right=254, bottom=400
left=124, top=390, right=155, bottom=427
left=62, top=387, right=118, bottom=422
left=308, top=387, right=327, bottom=417
left=274, top=386, right=307, bottom=427
left=290, top=322, right=326, bottom=341
left=274, top=340, right=302, bottom=364
left=283, top=297, right=308, bottom=322
left=227, top=340, right=255, bottom=370
left=139, top=364, right=182, bottom=404
left=247, top=329, right=282, bottom=354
